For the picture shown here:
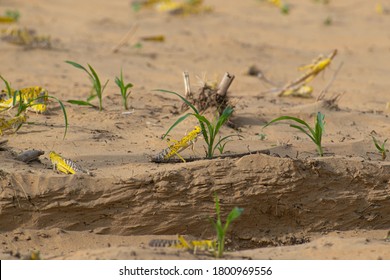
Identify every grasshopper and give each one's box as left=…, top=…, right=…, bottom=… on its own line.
left=0, top=114, right=27, bottom=135
left=149, top=235, right=216, bottom=255
left=49, top=151, right=91, bottom=175
left=1, top=27, right=51, bottom=48
left=0, top=86, right=48, bottom=113
left=275, top=49, right=337, bottom=97
left=152, top=126, right=201, bottom=163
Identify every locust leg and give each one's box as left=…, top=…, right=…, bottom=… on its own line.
left=175, top=152, right=186, bottom=163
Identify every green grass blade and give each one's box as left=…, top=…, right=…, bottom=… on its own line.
left=162, top=112, right=193, bottom=139
left=65, top=60, right=87, bottom=70
left=102, top=79, right=109, bottom=92
left=383, top=139, right=388, bottom=150
left=153, top=89, right=199, bottom=114
left=12, top=89, right=20, bottom=107
left=67, top=99, right=96, bottom=108
left=224, top=207, right=244, bottom=232
left=0, top=75, right=12, bottom=98
left=227, top=207, right=244, bottom=222
left=289, top=124, right=316, bottom=143
left=65, top=61, right=94, bottom=81
left=372, top=136, right=384, bottom=151
left=264, top=115, right=315, bottom=135
left=86, top=94, right=97, bottom=102
left=215, top=106, right=233, bottom=133
left=88, top=64, right=101, bottom=94
left=314, top=112, right=325, bottom=144
left=125, top=83, right=133, bottom=90
left=115, top=76, right=122, bottom=88
left=193, top=113, right=213, bottom=146
left=48, top=95, right=68, bottom=139
left=213, top=134, right=241, bottom=152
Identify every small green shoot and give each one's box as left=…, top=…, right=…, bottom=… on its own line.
left=264, top=112, right=325, bottom=156
left=154, top=89, right=235, bottom=158
left=115, top=69, right=133, bottom=110
left=372, top=136, right=388, bottom=160
left=216, top=134, right=242, bottom=155
left=65, top=61, right=108, bottom=111
left=209, top=193, right=243, bottom=258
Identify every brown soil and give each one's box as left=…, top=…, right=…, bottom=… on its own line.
left=1, top=0, right=390, bottom=260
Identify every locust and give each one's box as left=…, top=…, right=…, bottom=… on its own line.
left=0, top=114, right=27, bottom=135
left=152, top=126, right=202, bottom=163
left=0, top=86, right=49, bottom=113
left=275, top=49, right=337, bottom=97
left=1, top=27, right=51, bottom=48
left=49, top=151, right=91, bottom=175
left=149, top=235, right=216, bottom=255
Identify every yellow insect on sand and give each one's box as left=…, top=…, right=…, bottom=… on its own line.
left=152, top=125, right=202, bottom=163
left=149, top=235, right=216, bottom=254
left=0, top=86, right=49, bottom=113
left=0, top=114, right=27, bottom=135
left=49, top=151, right=91, bottom=175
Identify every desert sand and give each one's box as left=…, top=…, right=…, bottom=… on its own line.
left=1, top=0, right=390, bottom=260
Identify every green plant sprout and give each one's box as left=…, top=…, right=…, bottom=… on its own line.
left=216, top=134, right=242, bottom=155
left=372, top=136, right=388, bottom=160
left=65, top=61, right=109, bottom=111
left=210, top=193, right=243, bottom=258
left=264, top=112, right=325, bottom=156
left=115, top=69, right=133, bottom=110
left=154, top=89, right=237, bottom=158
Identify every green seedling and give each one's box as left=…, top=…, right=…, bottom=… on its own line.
left=216, top=138, right=232, bottom=154
left=216, top=134, right=242, bottom=155
left=372, top=136, right=388, bottom=160
left=209, top=193, right=243, bottom=258
left=264, top=112, right=325, bottom=156
left=155, top=89, right=236, bottom=158
left=65, top=61, right=109, bottom=111
left=115, top=69, right=133, bottom=110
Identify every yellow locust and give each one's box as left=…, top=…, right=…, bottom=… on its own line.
left=49, top=151, right=91, bottom=175
left=149, top=235, right=216, bottom=255
left=277, top=49, right=337, bottom=97
left=1, top=27, right=51, bottom=48
left=0, top=86, right=48, bottom=113
left=152, top=126, right=201, bottom=163
left=0, top=114, right=27, bottom=135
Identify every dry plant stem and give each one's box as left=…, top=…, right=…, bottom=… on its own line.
left=111, top=23, right=139, bottom=53
left=183, top=71, right=191, bottom=97
left=317, top=62, right=344, bottom=101
left=217, top=72, right=235, bottom=98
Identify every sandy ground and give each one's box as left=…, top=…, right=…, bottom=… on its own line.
left=1, top=0, right=390, bottom=260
